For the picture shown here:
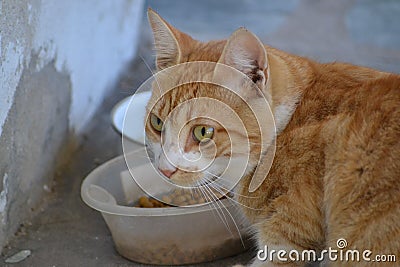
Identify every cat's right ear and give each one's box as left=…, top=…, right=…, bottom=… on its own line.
left=218, top=28, right=268, bottom=89
left=147, top=8, right=193, bottom=70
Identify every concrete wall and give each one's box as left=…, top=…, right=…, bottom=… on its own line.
left=0, top=0, right=144, bottom=249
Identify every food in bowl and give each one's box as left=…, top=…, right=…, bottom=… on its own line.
left=133, top=187, right=232, bottom=208
left=81, top=150, right=251, bottom=265
left=136, top=196, right=170, bottom=208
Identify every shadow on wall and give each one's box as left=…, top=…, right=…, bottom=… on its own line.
left=0, top=56, right=72, bottom=251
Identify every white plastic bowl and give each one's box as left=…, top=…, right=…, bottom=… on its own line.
left=81, top=148, right=251, bottom=265
left=111, top=91, right=151, bottom=148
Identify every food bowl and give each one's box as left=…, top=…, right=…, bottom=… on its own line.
left=81, top=147, right=251, bottom=265
left=111, top=91, right=151, bottom=149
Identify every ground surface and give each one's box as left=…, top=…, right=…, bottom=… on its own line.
left=2, top=0, right=400, bottom=266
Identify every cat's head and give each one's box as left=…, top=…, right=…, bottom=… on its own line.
left=144, top=9, right=274, bottom=189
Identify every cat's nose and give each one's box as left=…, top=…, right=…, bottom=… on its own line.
left=158, top=168, right=177, bottom=178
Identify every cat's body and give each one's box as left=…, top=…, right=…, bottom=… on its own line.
left=238, top=67, right=400, bottom=266
left=145, top=9, right=400, bottom=266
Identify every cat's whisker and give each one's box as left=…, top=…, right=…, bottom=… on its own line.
left=200, top=182, right=235, bottom=236
left=198, top=176, right=245, bottom=246
left=202, top=176, right=264, bottom=211
left=202, top=183, right=245, bottom=246
left=195, top=182, right=231, bottom=233
left=210, top=189, right=263, bottom=211
left=139, top=54, right=163, bottom=96
left=208, top=185, right=264, bottom=211
left=203, top=171, right=261, bottom=200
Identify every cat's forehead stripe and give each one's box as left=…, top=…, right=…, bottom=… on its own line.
left=151, top=84, right=200, bottom=116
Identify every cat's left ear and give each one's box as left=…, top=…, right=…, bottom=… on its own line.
left=218, top=28, right=268, bottom=88
left=148, top=8, right=194, bottom=70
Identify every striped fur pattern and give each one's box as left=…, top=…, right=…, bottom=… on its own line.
left=145, top=9, right=400, bottom=266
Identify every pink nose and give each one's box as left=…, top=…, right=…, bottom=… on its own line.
left=159, top=168, right=177, bottom=178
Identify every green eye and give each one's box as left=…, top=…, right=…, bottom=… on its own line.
left=193, top=126, right=214, bottom=142
left=150, top=114, right=163, bottom=132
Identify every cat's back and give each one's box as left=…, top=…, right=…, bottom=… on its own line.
left=288, top=62, right=400, bottom=129
left=322, top=72, right=400, bottom=254
left=345, top=72, right=400, bottom=139
left=361, top=74, right=400, bottom=109
left=321, top=70, right=400, bottom=191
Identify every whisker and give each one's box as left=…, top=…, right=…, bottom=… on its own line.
left=201, top=183, right=234, bottom=236
left=202, top=175, right=264, bottom=211
left=209, top=182, right=264, bottom=212
left=203, top=171, right=259, bottom=200
left=195, top=182, right=230, bottom=231
left=203, top=183, right=245, bottom=246
left=139, top=54, right=163, bottom=95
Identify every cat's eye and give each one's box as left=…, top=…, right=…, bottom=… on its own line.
left=193, top=126, right=214, bottom=142
left=150, top=114, right=163, bottom=132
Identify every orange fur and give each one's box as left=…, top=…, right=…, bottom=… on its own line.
left=146, top=9, right=400, bottom=266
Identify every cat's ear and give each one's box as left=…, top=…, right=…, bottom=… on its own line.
left=147, top=8, right=193, bottom=70
left=219, top=28, right=268, bottom=87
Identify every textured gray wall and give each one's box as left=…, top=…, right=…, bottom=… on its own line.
left=0, top=0, right=144, bottom=251
left=0, top=57, right=71, bottom=249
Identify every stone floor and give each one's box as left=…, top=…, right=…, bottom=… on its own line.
left=2, top=0, right=400, bottom=266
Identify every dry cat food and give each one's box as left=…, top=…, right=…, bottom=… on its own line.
left=134, top=188, right=230, bottom=208
left=136, top=196, right=170, bottom=208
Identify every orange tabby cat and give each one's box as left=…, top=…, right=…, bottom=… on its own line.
left=145, top=9, right=400, bottom=266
